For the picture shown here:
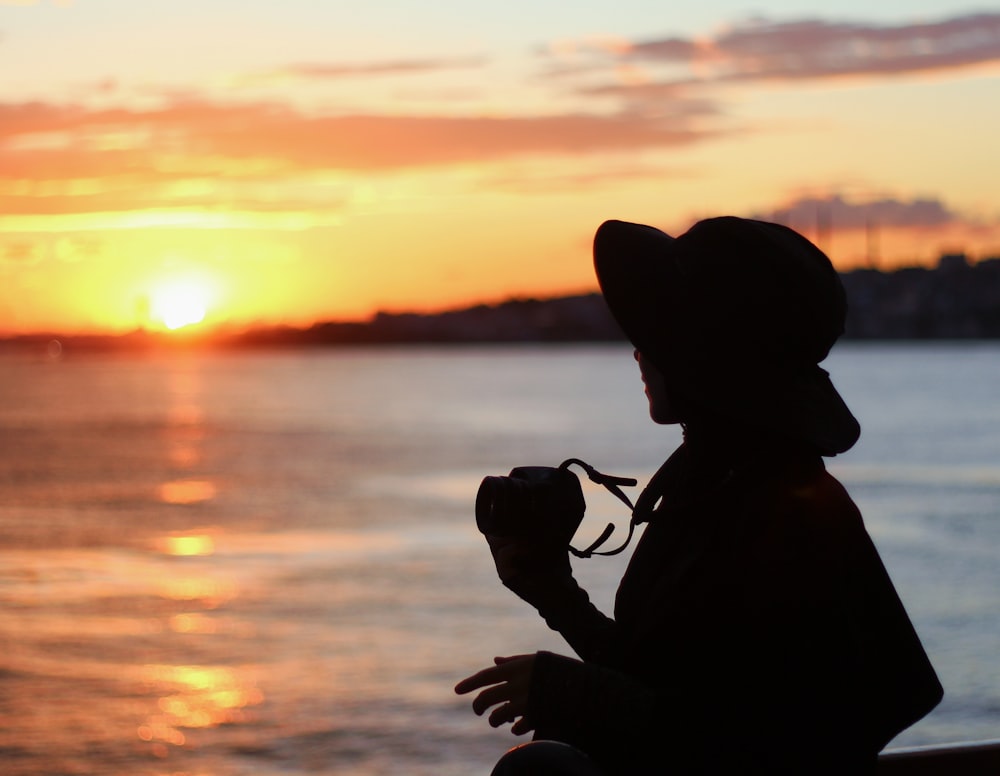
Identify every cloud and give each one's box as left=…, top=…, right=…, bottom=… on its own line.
left=478, top=160, right=697, bottom=195
left=580, top=81, right=719, bottom=118
left=4, top=12, right=997, bottom=229
left=709, top=13, right=1000, bottom=81
left=0, top=181, right=347, bottom=218
left=537, top=11, right=1000, bottom=142
left=628, top=37, right=703, bottom=63
left=52, top=235, right=101, bottom=261
left=564, top=11, right=1000, bottom=91
left=0, top=96, right=715, bottom=180
left=1, top=240, right=44, bottom=267
left=0, top=94, right=722, bottom=224
left=753, top=193, right=960, bottom=230
left=233, top=56, right=488, bottom=88
left=740, top=192, right=1000, bottom=267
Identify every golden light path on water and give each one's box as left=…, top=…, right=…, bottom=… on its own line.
left=157, top=480, right=219, bottom=507
left=136, top=528, right=409, bottom=765
left=145, top=534, right=254, bottom=760
left=137, top=663, right=265, bottom=757
left=0, top=520, right=415, bottom=773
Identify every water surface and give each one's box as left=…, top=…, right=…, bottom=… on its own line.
left=0, top=343, right=998, bottom=774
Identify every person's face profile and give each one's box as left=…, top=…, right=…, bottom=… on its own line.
left=635, top=351, right=680, bottom=425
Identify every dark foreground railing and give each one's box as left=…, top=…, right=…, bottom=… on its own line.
left=877, top=739, right=1000, bottom=774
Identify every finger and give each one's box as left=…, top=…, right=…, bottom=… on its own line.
left=488, top=701, right=524, bottom=728
left=510, top=716, right=534, bottom=736
left=472, top=683, right=515, bottom=716
left=493, top=654, right=529, bottom=665
left=454, top=664, right=506, bottom=694
left=456, top=656, right=530, bottom=694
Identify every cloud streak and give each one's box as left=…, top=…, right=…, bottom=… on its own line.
left=562, top=11, right=1000, bottom=98
left=757, top=193, right=961, bottom=231
left=0, top=96, right=716, bottom=193
left=233, top=56, right=488, bottom=88
left=710, top=13, right=1000, bottom=81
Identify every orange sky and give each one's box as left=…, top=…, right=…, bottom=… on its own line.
left=2, top=2, right=999, bottom=334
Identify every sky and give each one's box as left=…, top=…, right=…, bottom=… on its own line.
left=2, top=0, right=999, bottom=335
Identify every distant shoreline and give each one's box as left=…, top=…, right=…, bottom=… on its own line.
left=4, top=256, right=1000, bottom=352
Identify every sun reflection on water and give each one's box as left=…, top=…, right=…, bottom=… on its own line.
left=169, top=612, right=217, bottom=634
left=138, top=664, right=264, bottom=754
left=157, top=576, right=237, bottom=608
left=159, top=533, right=216, bottom=556
left=157, top=479, right=218, bottom=505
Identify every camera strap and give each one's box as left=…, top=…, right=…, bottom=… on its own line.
left=559, top=459, right=639, bottom=558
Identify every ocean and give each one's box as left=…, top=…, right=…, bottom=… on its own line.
left=0, top=343, right=998, bottom=774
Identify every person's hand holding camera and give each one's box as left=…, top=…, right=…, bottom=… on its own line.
left=475, top=464, right=583, bottom=606
left=486, top=531, right=574, bottom=606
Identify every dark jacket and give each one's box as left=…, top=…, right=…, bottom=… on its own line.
left=523, top=441, right=943, bottom=775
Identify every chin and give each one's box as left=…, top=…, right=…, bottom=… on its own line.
left=649, top=409, right=680, bottom=425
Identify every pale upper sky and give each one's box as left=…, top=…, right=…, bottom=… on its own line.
left=2, top=0, right=999, bottom=334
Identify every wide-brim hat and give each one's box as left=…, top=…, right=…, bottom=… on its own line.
left=594, top=216, right=860, bottom=455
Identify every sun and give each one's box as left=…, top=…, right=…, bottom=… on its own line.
left=150, top=279, right=211, bottom=331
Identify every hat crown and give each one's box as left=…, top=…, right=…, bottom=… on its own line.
left=671, top=217, right=846, bottom=366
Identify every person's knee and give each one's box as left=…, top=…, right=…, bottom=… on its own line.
left=490, top=740, right=604, bottom=776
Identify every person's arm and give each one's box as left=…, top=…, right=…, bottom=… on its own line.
left=527, top=651, right=660, bottom=760
left=487, top=534, right=621, bottom=663
left=456, top=649, right=673, bottom=771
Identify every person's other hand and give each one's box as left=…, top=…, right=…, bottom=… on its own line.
left=455, top=654, right=537, bottom=736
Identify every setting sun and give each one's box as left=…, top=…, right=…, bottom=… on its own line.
left=151, top=280, right=211, bottom=331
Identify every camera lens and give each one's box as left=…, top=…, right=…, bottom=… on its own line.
left=475, top=476, right=505, bottom=535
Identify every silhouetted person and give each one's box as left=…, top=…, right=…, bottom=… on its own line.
left=456, top=217, right=943, bottom=775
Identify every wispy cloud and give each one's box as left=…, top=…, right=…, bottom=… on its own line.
left=0, top=234, right=98, bottom=268
left=737, top=192, right=999, bottom=267
left=0, top=96, right=716, bottom=183
left=232, top=56, right=488, bottom=88
left=756, top=193, right=961, bottom=230
left=707, top=13, right=1000, bottom=81
left=556, top=11, right=1000, bottom=97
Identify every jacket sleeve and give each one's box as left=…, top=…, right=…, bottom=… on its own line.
left=507, top=571, right=623, bottom=664
left=527, top=650, right=662, bottom=767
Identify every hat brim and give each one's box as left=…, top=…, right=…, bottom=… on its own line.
left=593, top=220, right=684, bottom=363
left=593, top=219, right=860, bottom=455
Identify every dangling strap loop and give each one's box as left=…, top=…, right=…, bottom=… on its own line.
left=558, top=459, right=639, bottom=558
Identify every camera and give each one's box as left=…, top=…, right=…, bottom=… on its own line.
left=476, top=465, right=586, bottom=545
left=475, top=458, right=638, bottom=557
